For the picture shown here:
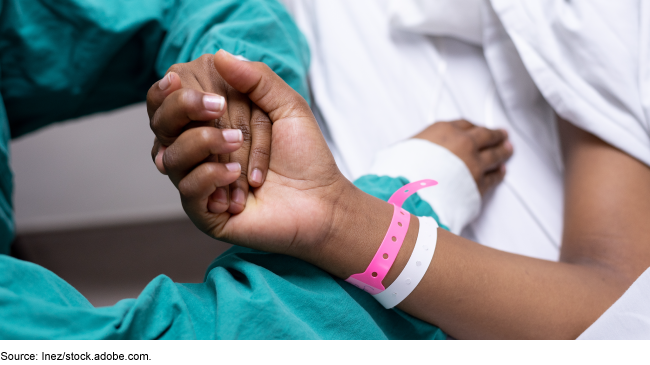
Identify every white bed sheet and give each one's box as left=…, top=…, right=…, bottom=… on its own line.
left=282, top=0, right=650, bottom=339
left=285, top=0, right=563, bottom=261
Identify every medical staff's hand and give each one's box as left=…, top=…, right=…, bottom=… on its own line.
left=147, top=54, right=272, bottom=214
left=413, top=120, right=513, bottom=196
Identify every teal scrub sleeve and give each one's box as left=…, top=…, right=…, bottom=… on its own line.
left=0, top=78, right=13, bottom=255
left=0, top=0, right=310, bottom=138
left=0, top=0, right=310, bottom=254
left=0, top=175, right=448, bottom=339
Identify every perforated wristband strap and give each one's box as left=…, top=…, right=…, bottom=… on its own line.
left=373, top=216, right=438, bottom=308
left=345, top=179, right=438, bottom=294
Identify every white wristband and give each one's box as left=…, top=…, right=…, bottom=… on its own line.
left=373, top=216, right=439, bottom=309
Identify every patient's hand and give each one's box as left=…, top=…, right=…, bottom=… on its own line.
left=147, top=54, right=271, bottom=214
left=413, top=120, right=513, bottom=195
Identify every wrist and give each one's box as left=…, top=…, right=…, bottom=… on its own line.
left=314, top=183, right=418, bottom=288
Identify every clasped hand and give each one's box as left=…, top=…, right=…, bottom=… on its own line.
left=147, top=50, right=352, bottom=262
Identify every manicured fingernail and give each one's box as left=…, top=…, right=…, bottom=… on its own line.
left=225, top=162, right=241, bottom=172
left=505, top=141, right=513, bottom=152
left=219, top=49, right=234, bottom=58
left=232, top=188, right=245, bottom=205
left=155, top=147, right=166, bottom=174
left=222, top=129, right=242, bottom=143
left=250, top=168, right=262, bottom=184
left=159, top=74, right=171, bottom=91
left=214, top=188, right=227, bottom=204
left=203, top=94, right=225, bottom=112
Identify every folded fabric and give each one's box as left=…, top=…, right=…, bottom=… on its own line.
left=0, top=175, right=447, bottom=340
left=488, top=0, right=650, bottom=167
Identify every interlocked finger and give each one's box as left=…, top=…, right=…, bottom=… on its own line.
left=247, top=104, right=272, bottom=187
left=151, top=88, right=226, bottom=146
left=163, top=127, right=243, bottom=187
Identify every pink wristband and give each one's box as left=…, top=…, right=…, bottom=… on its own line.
left=345, top=179, right=438, bottom=294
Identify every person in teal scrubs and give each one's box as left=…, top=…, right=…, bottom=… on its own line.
left=0, top=0, right=447, bottom=339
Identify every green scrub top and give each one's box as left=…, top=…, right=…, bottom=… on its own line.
left=0, top=0, right=311, bottom=255
left=0, top=0, right=446, bottom=339
left=0, top=175, right=446, bottom=339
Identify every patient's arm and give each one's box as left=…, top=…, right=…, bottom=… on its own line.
left=319, top=118, right=650, bottom=339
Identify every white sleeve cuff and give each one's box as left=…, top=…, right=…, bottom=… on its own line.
left=368, top=138, right=481, bottom=234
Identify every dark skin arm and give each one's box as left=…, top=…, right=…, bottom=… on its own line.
left=320, top=118, right=648, bottom=339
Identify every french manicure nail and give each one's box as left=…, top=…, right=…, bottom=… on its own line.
left=222, top=129, right=242, bottom=143
left=232, top=188, right=245, bottom=205
left=219, top=49, right=234, bottom=57
left=159, top=74, right=171, bottom=91
left=214, top=188, right=227, bottom=204
left=250, top=168, right=263, bottom=184
left=225, top=162, right=241, bottom=172
left=203, top=94, right=225, bottom=112
left=155, top=149, right=165, bottom=174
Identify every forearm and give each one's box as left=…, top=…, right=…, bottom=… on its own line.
left=310, top=185, right=626, bottom=339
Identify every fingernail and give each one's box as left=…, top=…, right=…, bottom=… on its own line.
left=232, top=188, right=245, bottom=205
left=500, top=129, right=509, bottom=138
left=159, top=74, right=171, bottom=91
left=505, top=141, right=513, bottom=152
left=500, top=164, right=507, bottom=173
left=203, top=94, right=225, bottom=112
left=155, top=147, right=166, bottom=174
left=214, top=188, right=227, bottom=205
left=225, top=162, right=241, bottom=172
left=219, top=49, right=234, bottom=58
left=222, top=129, right=242, bottom=143
left=250, top=168, right=263, bottom=184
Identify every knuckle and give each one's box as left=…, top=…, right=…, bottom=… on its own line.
left=167, top=63, right=183, bottom=76
left=178, top=89, right=201, bottom=114
left=251, top=114, right=271, bottom=128
left=198, top=53, right=213, bottom=63
left=460, top=132, right=474, bottom=146
left=178, top=178, right=196, bottom=200
left=150, top=109, right=163, bottom=133
left=162, top=147, right=179, bottom=171
left=258, top=62, right=273, bottom=73
left=239, top=124, right=252, bottom=142
left=178, top=88, right=192, bottom=106
left=250, top=146, right=270, bottom=160
left=197, top=128, right=214, bottom=146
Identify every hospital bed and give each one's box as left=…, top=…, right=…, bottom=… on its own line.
left=283, top=0, right=650, bottom=339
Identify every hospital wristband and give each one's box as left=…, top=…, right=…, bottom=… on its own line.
left=345, top=179, right=438, bottom=294
left=373, top=216, right=438, bottom=308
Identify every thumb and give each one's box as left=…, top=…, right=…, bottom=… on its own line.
left=213, top=50, right=311, bottom=123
